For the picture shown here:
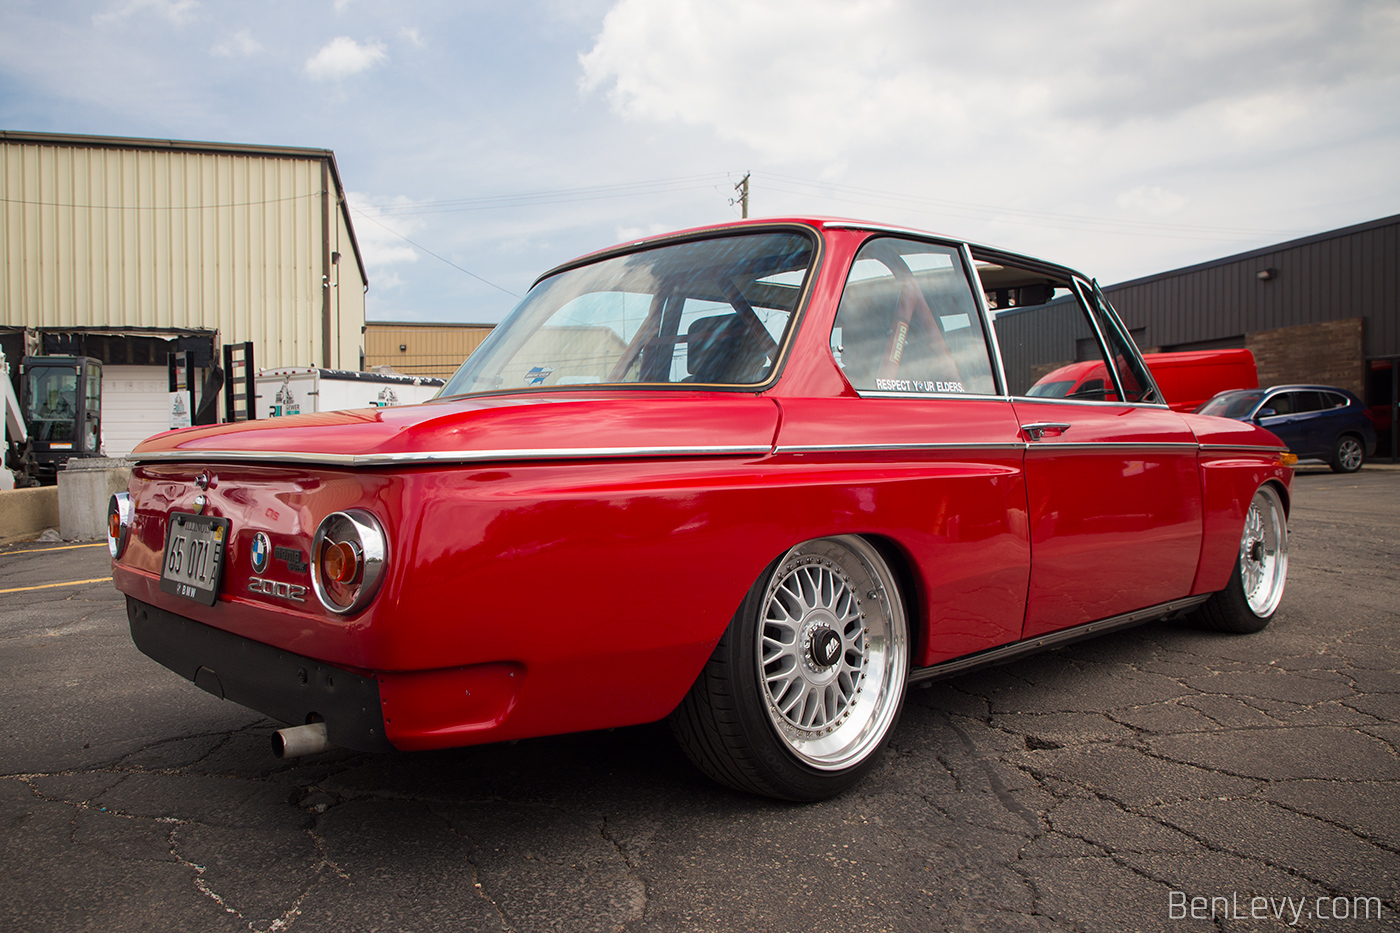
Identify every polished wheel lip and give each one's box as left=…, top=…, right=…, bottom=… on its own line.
left=756, top=536, right=908, bottom=771
left=1240, top=485, right=1288, bottom=617
left=1337, top=436, right=1364, bottom=471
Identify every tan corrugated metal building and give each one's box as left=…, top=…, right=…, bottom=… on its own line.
left=1, top=131, right=369, bottom=454
left=364, top=322, right=495, bottom=380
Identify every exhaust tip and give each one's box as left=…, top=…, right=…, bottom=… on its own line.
left=272, top=721, right=333, bottom=759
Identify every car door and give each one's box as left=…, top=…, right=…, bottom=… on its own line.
left=1256, top=391, right=1311, bottom=456
left=777, top=236, right=1031, bottom=667
left=986, top=265, right=1203, bottom=639
left=1288, top=390, right=1331, bottom=456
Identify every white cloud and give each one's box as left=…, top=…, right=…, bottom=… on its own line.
left=579, top=0, right=1400, bottom=169
left=211, top=28, right=261, bottom=58
left=400, top=27, right=424, bottom=47
left=94, top=0, right=198, bottom=27
left=614, top=223, right=669, bottom=243
left=305, top=36, right=387, bottom=81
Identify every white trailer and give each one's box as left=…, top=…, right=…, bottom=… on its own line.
left=256, top=368, right=445, bottom=419
left=1, top=347, right=25, bottom=489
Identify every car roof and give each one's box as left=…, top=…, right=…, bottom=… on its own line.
left=532, top=216, right=1091, bottom=289
left=1260, top=385, right=1357, bottom=395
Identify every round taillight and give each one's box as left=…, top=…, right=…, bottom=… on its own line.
left=321, top=539, right=362, bottom=584
left=311, top=510, right=386, bottom=614
left=107, top=492, right=132, bottom=558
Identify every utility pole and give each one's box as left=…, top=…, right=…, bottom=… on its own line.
left=734, top=172, right=750, bottom=218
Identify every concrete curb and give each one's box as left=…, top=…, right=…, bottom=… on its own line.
left=0, top=485, right=60, bottom=542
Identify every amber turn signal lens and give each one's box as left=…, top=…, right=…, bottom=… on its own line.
left=321, top=540, right=361, bottom=584
left=1279, top=452, right=1299, bottom=466
left=108, top=510, right=123, bottom=541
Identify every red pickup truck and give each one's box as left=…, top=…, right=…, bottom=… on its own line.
left=1029, top=349, right=1258, bottom=411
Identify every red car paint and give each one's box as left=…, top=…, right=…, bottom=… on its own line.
left=111, top=218, right=1292, bottom=756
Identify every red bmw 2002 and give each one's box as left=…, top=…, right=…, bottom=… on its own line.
left=110, top=218, right=1293, bottom=801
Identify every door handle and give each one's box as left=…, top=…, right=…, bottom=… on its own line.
left=1022, top=422, right=1071, bottom=441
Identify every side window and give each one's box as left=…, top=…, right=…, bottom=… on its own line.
left=829, top=238, right=997, bottom=395
left=1077, top=281, right=1158, bottom=404
left=1263, top=393, right=1294, bottom=416
left=1292, top=391, right=1325, bottom=413
left=980, top=259, right=1117, bottom=400
left=1325, top=392, right=1349, bottom=409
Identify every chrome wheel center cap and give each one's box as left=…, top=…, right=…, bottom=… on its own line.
left=809, top=627, right=842, bottom=668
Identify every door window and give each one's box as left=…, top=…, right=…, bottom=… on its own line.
left=1290, top=391, right=1326, bottom=413
left=981, top=260, right=1120, bottom=401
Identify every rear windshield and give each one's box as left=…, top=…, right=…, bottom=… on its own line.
left=440, top=231, right=815, bottom=395
left=1198, top=389, right=1265, bottom=418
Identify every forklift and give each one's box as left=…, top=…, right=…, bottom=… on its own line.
left=5, top=355, right=103, bottom=486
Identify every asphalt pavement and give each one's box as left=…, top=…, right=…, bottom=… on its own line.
left=1, top=466, right=1396, bottom=932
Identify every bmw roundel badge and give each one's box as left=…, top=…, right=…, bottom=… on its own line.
left=250, top=532, right=271, bottom=574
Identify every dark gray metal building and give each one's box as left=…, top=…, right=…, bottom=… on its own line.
left=1103, top=213, right=1399, bottom=461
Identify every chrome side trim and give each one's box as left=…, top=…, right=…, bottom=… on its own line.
left=1025, top=442, right=1201, bottom=451
left=130, top=444, right=774, bottom=467
left=775, top=440, right=1201, bottom=455
left=1198, top=443, right=1289, bottom=454
left=908, top=595, right=1211, bottom=685
left=775, top=442, right=1028, bottom=455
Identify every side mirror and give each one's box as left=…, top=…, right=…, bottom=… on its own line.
left=1254, top=407, right=1276, bottom=421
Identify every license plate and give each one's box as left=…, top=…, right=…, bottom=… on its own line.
left=159, top=513, right=231, bottom=606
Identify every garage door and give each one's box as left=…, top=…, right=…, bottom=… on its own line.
left=102, top=365, right=171, bottom=458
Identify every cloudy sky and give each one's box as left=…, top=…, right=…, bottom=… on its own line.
left=3, top=0, right=1398, bottom=323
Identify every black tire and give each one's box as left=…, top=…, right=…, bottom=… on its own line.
left=1195, top=484, right=1288, bottom=634
left=669, top=536, right=909, bottom=801
left=1329, top=434, right=1365, bottom=473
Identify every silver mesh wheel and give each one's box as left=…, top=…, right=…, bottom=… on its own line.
left=756, top=536, right=908, bottom=770
left=1240, top=485, right=1288, bottom=617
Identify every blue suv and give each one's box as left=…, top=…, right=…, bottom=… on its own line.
left=1199, top=385, right=1378, bottom=473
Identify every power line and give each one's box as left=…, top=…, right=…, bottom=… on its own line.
left=349, top=206, right=522, bottom=299
left=0, top=192, right=320, bottom=211
left=756, top=172, right=1312, bottom=242
left=364, top=173, right=735, bottom=216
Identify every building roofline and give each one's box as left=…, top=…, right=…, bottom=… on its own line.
left=365, top=320, right=499, bottom=328
left=0, top=129, right=368, bottom=288
left=1103, top=212, right=1400, bottom=292
left=0, top=129, right=335, bottom=162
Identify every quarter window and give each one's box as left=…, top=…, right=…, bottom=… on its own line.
left=829, top=238, right=997, bottom=395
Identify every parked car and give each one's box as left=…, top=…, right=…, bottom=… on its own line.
left=1198, top=385, right=1377, bottom=473
left=109, top=218, right=1294, bottom=801
left=1028, top=348, right=1257, bottom=412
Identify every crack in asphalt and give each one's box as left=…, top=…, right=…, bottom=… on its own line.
left=598, top=818, right=650, bottom=932
left=5, top=484, right=1397, bottom=932
left=426, top=802, right=516, bottom=933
